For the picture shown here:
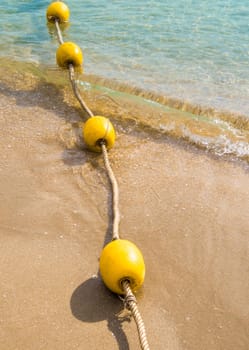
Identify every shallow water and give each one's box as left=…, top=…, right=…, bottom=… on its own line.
left=0, top=0, right=249, bottom=116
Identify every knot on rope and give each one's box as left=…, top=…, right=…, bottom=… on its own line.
left=121, top=279, right=137, bottom=309
left=124, top=293, right=137, bottom=310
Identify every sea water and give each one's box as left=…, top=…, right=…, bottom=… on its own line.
left=0, top=0, right=248, bottom=161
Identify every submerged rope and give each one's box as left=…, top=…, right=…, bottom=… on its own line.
left=54, top=19, right=64, bottom=45
left=53, top=16, right=149, bottom=350
left=68, top=64, right=94, bottom=118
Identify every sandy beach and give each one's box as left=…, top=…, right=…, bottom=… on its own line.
left=0, top=68, right=249, bottom=349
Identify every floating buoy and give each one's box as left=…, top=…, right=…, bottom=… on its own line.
left=46, top=1, right=70, bottom=23
left=83, top=116, right=116, bottom=152
left=56, top=42, right=83, bottom=68
left=99, top=239, right=145, bottom=295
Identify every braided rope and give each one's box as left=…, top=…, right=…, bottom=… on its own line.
left=122, top=280, right=150, bottom=350
left=53, top=17, right=149, bottom=349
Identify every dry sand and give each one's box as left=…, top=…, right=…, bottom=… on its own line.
left=0, top=72, right=249, bottom=349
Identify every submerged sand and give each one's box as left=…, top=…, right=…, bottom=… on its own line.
left=0, top=69, right=249, bottom=349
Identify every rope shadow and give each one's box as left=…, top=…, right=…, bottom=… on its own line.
left=70, top=276, right=131, bottom=350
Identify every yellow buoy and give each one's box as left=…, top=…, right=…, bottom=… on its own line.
left=83, top=116, right=116, bottom=152
left=99, top=239, right=145, bottom=295
left=46, top=1, right=70, bottom=23
left=56, top=42, right=83, bottom=68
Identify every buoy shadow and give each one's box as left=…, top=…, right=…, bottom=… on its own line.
left=70, top=276, right=131, bottom=350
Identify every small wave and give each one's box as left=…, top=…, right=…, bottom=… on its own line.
left=79, top=74, right=249, bottom=163
left=1, top=58, right=248, bottom=164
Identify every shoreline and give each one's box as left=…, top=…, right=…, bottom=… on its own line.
left=0, top=66, right=249, bottom=349
left=0, top=58, right=249, bottom=165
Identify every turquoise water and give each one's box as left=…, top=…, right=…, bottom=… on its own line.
left=0, top=0, right=248, bottom=161
left=0, top=0, right=248, bottom=116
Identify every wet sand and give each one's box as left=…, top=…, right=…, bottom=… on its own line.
left=0, top=70, right=249, bottom=350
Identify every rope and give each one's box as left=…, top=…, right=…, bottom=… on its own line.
left=55, top=19, right=93, bottom=118
left=55, top=19, right=64, bottom=45
left=122, top=280, right=150, bottom=350
left=101, top=142, right=120, bottom=240
left=52, top=17, right=149, bottom=350
left=68, top=64, right=94, bottom=118
left=54, top=17, right=118, bottom=236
